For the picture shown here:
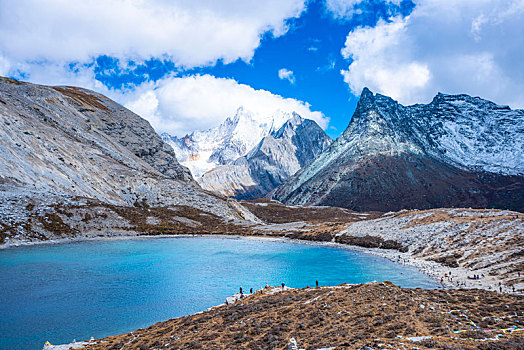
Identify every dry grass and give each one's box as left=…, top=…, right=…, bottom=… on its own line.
left=400, top=209, right=521, bottom=229
left=52, top=87, right=109, bottom=111
left=335, top=234, right=407, bottom=251
left=241, top=199, right=381, bottom=224
left=84, top=282, right=524, bottom=350
left=35, top=212, right=76, bottom=236
left=0, top=76, right=25, bottom=85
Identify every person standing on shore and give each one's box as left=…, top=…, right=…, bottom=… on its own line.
left=281, top=282, right=285, bottom=291
left=316, top=280, right=319, bottom=287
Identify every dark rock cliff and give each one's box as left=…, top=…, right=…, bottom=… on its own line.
left=272, top=88, right=524, bottom=212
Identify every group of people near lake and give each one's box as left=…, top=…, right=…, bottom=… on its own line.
left=237, top=286, right=254, bottom=299
left=241, top=280, right=320, bottom=295
left=226, top=270, right=519, bottom=307
left=440, top=271, right=458, bottom=285
left=228, top=280, right=321, bottom=304
left=498, top=281, right=517, bottom=293
left=438, top=269, right=520, bottom=294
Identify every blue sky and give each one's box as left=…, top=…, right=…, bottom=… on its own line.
left=1, top=0, right=522, bottom=137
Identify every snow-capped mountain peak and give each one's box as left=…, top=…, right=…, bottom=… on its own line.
left=162, top=107, right=294, bottom=177
left=197, top=113, right=332, bottom=199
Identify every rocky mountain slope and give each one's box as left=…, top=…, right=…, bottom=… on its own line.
left=337, top=208, right=523, bottom=292
left=161, top=107, right=293, bottom=177
left=198, top=114, right=332, bottom=199
left=272, top=88, right=524, bottom=212
left=0, top=77, right=258, bottom=245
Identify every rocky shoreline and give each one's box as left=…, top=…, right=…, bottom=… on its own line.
left=3, top=207, right=522, bottom=295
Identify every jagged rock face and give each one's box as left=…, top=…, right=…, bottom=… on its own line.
left=0, top=77, right=192, bottom=183
left=54, top=86, right=194, bottom=182
left=198, top=114, right=332, bottom=199
left=161, top=107, right=293, bottom=177
left=0, top=77, right=250, bottom=219
left=272, top=88, right=524, bottom=212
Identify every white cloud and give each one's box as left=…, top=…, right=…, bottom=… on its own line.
left=317, top=58, right=336, bottom=73
left=341, top=17, right=431, bottom=103
left=278, top=68, right=296, bottom=84
left=340, top=0, right=524, bottom=107
left=0, top=55, right=10, bottom=76
left=325, top=0, right=401, bottom=19
left=124, top=74, right=328, bottom=136
left=8, top=61, right=105, bottom=90
left=0, top=0, right=306, bottom=73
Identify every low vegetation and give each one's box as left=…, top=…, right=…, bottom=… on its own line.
left=241, top=198, right=381, bottom=224
left=83, top=282, right=524, bottom=350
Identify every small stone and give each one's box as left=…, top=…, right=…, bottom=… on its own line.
left=287, top=338, right=298, bottom=350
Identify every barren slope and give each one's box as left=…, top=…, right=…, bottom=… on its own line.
left=0, top=77, right=258, bottom=245
left=80, top=282, right=524, bottom=350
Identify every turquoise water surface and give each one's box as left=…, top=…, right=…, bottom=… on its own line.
left=0, top=237, right=438, bottom=349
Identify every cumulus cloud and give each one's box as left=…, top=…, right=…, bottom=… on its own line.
left=340, top=0, right=524, bottom=107
left=124, top=74, right=328, bottom=136
left=8, top=61, right=103, bottom=90
left=341, top=17, right=431, bottom=103
left=0, top=55, right=10, bottom=76
left=0, top=0, right=305, bottom=73
left=278, top=68, right=296, bottom=84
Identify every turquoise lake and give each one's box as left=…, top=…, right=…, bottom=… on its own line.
left=0, top=237, right=439, bottom=349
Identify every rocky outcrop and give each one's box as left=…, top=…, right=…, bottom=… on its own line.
left=198, top=114, right=332, bottom=199
left=272, top=88, right=524, bottom=212
left=286, top=338, right=299, bottom=350
left=0, top=77, right=258, bottom=244
left=53, top=87, right=194, bottom=182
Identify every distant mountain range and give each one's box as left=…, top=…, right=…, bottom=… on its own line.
left=161, top=107, right=293, bottom=177
left=199, top=113, right=332, bottom=199
left=162, top=108, right=331, bottom=199
left=272, top=88, right=524, bottom=212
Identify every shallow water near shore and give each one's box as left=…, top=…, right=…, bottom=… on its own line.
left=0, top=237, right=439, bottom=349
